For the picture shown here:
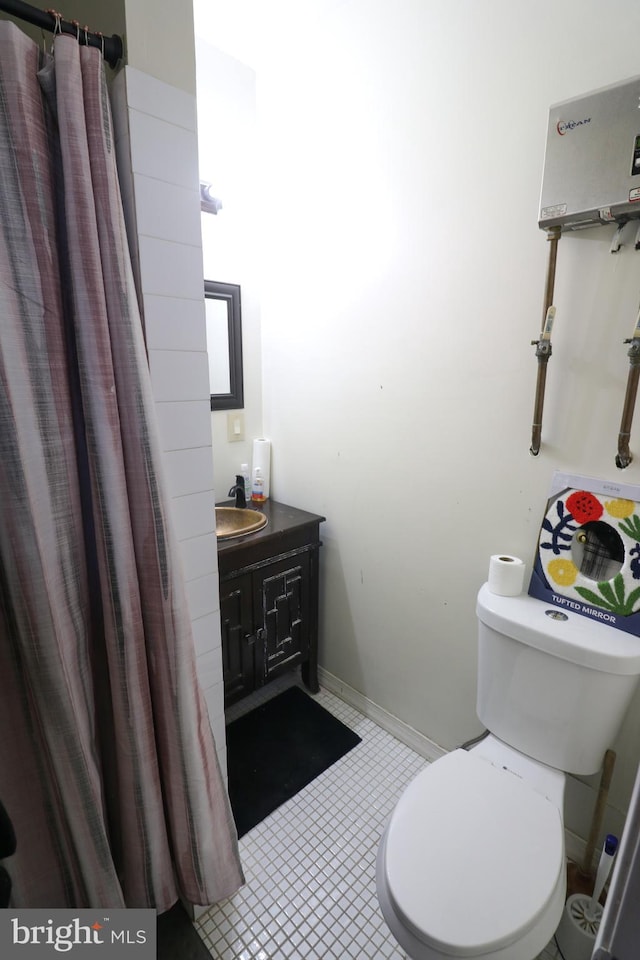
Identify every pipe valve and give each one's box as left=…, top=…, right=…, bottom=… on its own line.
left=531, top=338, right=553, bottom=359
left=530, top=303, right=558, bottom=456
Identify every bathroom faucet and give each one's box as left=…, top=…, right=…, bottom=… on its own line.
left=228, top=475, right=247, bottom=509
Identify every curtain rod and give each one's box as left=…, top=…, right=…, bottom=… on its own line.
left=0, top=0, right=123, bottom=67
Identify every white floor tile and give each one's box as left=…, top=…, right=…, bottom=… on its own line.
left=196, top=672, right=560, bottom=960
left=196, top=673, right=416, bottom=958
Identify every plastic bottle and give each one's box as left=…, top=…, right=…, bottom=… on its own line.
left=240, top=463, right=251, bottom=504
left=251, top=468, right=265, bottom=503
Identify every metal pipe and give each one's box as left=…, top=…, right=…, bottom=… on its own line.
left=615, top=306, right=640, bottom=469
left=616, top=345, right=640, bottom=470
left=0, top=0, right=123, bottom=67
left=530, top=351, right=550, bottom=456
left=530, top=227, right=562, bottom=456
left=541, top=227, right=561, bottom=322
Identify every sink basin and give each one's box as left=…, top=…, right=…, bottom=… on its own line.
left=215, top=507, right=268, bottom=540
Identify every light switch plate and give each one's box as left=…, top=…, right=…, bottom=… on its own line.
left=227, top=412, right=245, bottom=442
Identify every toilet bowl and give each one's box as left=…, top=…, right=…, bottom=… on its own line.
left=377, top=566, right=640, bottom=959
left=376, top=579, right=640, bottom=959
left=376, top=737, right=566, bottom=960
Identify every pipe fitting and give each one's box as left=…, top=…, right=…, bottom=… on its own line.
left=532, top=338, right=553, bottom=360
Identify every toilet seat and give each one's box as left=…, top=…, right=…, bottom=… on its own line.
left=382, top=749, right=564, bottom=957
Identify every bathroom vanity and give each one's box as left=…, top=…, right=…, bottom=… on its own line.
left=216, top=499, right=325, bottom=707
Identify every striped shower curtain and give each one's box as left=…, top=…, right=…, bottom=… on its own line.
left=0, top=22, right=243, bottom=909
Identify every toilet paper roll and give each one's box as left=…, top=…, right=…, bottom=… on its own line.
left=487, top=555, right=526, bottom=597
left=252, top=438, right=271, bottom=499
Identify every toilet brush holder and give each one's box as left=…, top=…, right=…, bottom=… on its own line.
left=557, top=833, right=618, bottom=960
left=555, top=894, right=603, bottom=960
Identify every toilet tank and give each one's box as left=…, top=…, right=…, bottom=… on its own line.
left=476, top=584, right=640, bottom=775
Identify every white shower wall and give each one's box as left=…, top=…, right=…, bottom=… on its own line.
left=111, top=64, right=226, bottom=772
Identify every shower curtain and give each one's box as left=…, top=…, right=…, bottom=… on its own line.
left=0, top=21, right=243, bottom=909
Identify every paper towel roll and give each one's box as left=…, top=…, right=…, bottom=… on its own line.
left=252, top=438, right=271, bottom=499
left=488, top=555, right=526, bottom=597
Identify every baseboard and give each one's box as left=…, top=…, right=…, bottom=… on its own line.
left=318, top=667, right=446, bottom=763
left=318, top=666, right=590, bottom=865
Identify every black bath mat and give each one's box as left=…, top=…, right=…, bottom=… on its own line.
left=226, top=686, right=362, bottom=838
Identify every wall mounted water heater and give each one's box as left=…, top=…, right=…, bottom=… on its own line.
left=539, top=74, right=640, bottom=230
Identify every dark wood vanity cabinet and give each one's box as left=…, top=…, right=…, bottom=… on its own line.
left=217, top=500, right=325, bottom=707
left=219, top=573, right=254, bottom=704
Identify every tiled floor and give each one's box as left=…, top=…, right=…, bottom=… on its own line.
left=195, top=674, right=560, bottom=960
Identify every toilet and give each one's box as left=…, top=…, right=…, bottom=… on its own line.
left=376, top=583, right=640, bottom=960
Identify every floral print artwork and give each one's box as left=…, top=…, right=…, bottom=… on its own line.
left=539, top=490, right=640, bottom=617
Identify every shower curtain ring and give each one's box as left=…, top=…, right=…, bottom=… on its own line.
left=83, top=26, right=90, bottom=47
left=49, top=10, right=62, bottom=36
left=71, top=19, right=80, bottom=42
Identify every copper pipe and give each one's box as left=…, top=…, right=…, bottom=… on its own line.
left=541, top=228, right=561, bottom=326
left=530, top=361, right=549, bottom=456
left=530, top=227, right=561, bottom=456
left=616, top=339, right=640, bottom=469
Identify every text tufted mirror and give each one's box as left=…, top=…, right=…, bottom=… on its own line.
left=204, top=280, right=244, bottom=410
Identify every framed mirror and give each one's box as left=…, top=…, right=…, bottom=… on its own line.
left=204, top=280, right=244, bottom=410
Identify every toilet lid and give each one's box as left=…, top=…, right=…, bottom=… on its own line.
left=384, top=749, right=564, bottom=957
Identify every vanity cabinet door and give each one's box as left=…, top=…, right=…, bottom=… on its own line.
left=219, top=573, right=256, bottom=707
left=254, top=554, right=311, bottom=682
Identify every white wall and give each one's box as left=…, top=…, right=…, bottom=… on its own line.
left=196, top=0, right=640, bottom=844
left=195, top=41, right=263, bottom=495
left=124, top=0, right=196, bottom=94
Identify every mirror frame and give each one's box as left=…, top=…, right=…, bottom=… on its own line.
left=204, top=280, right=244, bottom=411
